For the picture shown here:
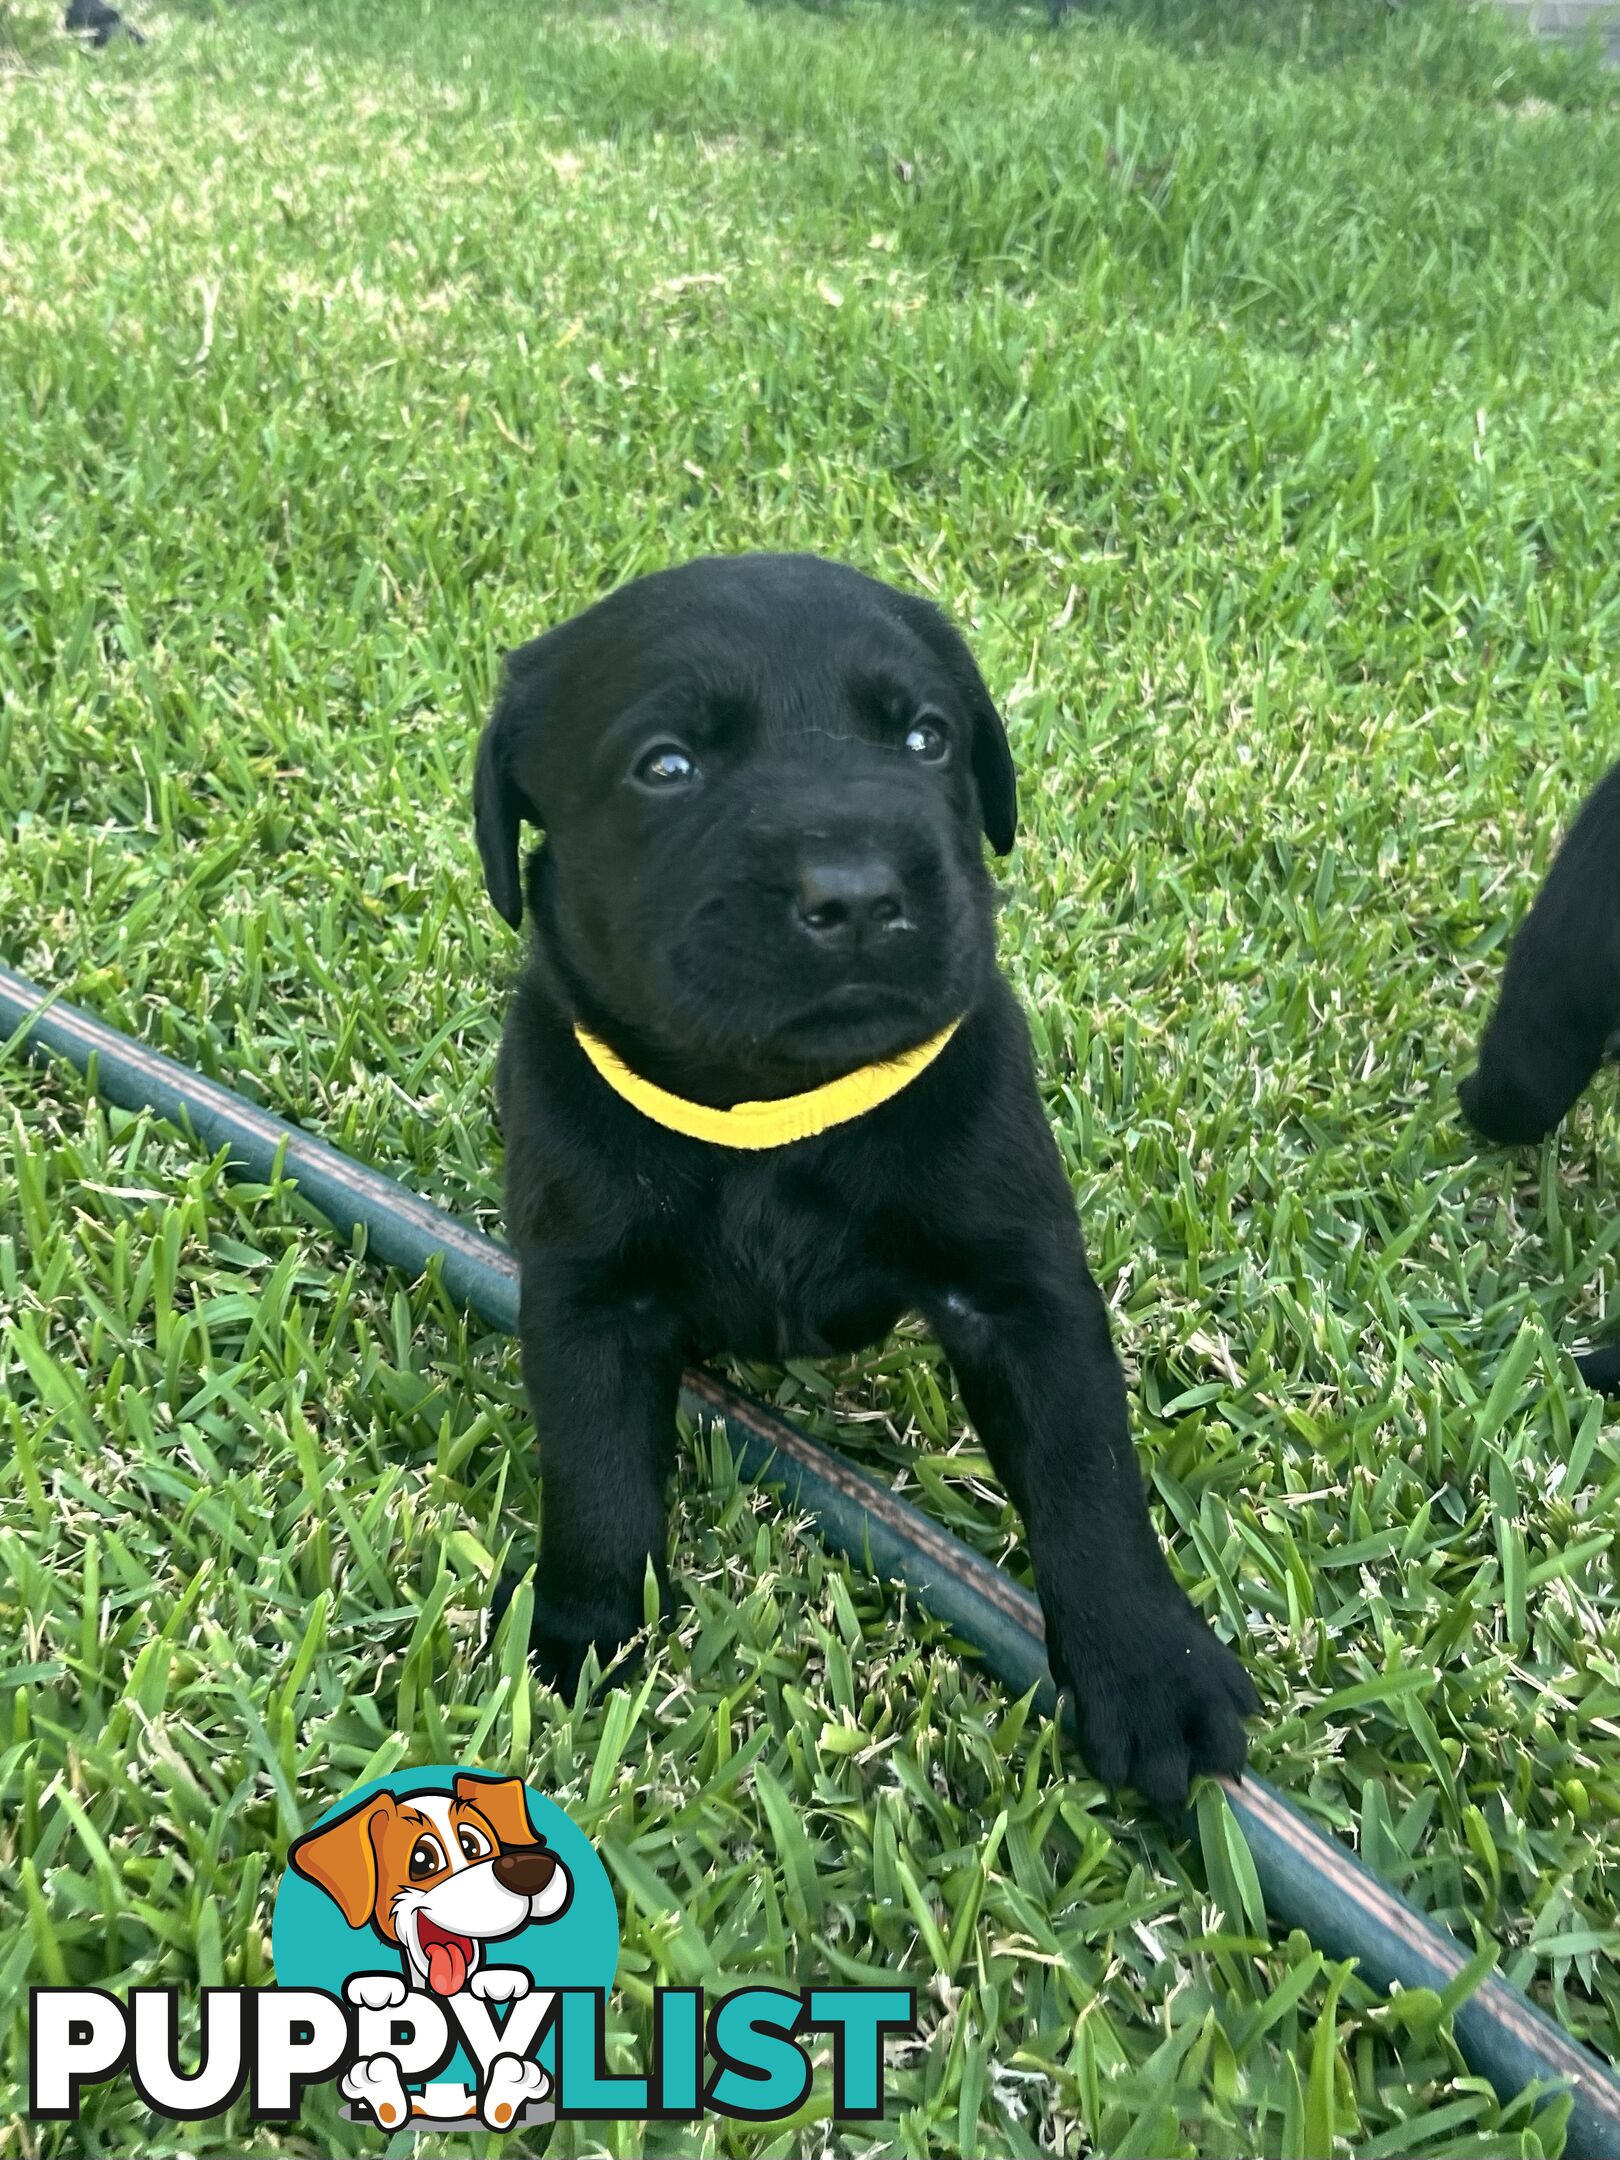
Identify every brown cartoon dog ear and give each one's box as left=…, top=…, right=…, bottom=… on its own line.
left=453, top=1773, right=537, bottom=1849
left=289, top=1795, right=395, bottom=1928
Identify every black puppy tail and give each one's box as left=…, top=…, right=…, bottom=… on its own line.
left=1458, top=759, right=1620, bottom=1146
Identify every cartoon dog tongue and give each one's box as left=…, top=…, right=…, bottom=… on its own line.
left=420, top=1925, right=471, bottom=1996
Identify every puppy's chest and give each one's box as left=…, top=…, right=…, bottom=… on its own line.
left=676, top=1161, right=906, bottom=1361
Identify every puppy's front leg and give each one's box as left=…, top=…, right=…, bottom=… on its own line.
left=1459, top=757, right=1620, bottom=1145
left=514, top=1259, right=683, bottom=1695
left=927, top=1241, right=1256, bottom=1815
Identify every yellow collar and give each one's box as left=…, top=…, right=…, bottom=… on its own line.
left=572, top=1016, right=963, bottom=1150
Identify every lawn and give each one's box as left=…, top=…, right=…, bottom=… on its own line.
left=3, top=0, right=1620, bottom=2151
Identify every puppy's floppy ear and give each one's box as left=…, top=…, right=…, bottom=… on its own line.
left=474, top=645, right=548, bottom=930
left=966, top=681, right=1018, bottom=857
left=288, top=1794, right=395, bottom=1929
left=887, top=589, right=1017, bottom=856
left=453, top=1772, right=538, bottom=1849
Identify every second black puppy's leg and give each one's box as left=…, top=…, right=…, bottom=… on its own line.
left=1460, top=759, right=1620, bottom=1145
left=1574, top=1344, right=1620, bottom=1396
left=515, top=1260, right=684, bottom=1695
left=927, top=1241, right=1256, bottom=1815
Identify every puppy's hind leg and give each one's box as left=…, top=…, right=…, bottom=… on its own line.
left=1459, top=759, right=1620, bottom=1146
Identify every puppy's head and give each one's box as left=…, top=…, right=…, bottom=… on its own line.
left=288, top=1776, right=572, bottom=1997
left=474, top=554, right=1016, bottom=1080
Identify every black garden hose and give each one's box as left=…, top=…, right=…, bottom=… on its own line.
left=5, top=959, right=1618, bottom=2158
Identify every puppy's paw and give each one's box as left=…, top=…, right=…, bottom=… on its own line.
left=470, top=1964, right=532, bottom=2003
left=344, top=1973, right=408, bottom=2012
left=1054, top=1595, right=1257, bottom=1819
left=488, top=1575, right=653, bottom=1698
left=528, top=1599, right=647, bottom=1700
left=481, top=2052, right=549, bottom=2129
left=1457, top=1062, right=1566, bottom=1148
left=527, top=1622, right=592, bottom=1698
left=1457, top=996, right=1613, bottom=1146
left=343, top=2056, right=411, bottom=2130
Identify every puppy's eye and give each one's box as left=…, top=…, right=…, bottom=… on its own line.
left=409, top=1836, right=446, bottom=1880
left=633, top=743, right=699, bottom=788
left=904, top=717, right=949, bottom=763
left=457, top=1826, right=491, bottom=1861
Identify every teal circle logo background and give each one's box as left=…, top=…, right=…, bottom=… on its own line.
left=271, top=1767, right=619, bottom=2083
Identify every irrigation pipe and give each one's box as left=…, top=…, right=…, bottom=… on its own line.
left=5, top=959, right=1618, bottom=2157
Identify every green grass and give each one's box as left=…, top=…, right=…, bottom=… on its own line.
left=3, top=0, right=1620, bottom=2150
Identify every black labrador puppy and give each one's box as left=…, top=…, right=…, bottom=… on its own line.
left=1460, top=756, right=1620, bottom=1392
left=65, top=0, right=144, bottom=46
left=474, top=553, right=1255, bottom=1812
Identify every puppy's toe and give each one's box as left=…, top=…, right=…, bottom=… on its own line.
left=1057, top=1596, right=1256, bottom=1818
left=1144, top=1747, right=1197, bottom=1821
left=345, top=1973, right=408, bottom=2011
left=529, top=1602, right=645, bottom=1701
left=481, top=2053, right=548, bottom=2129
left=1067, top=1685, right=1132, bottom=1796
left=470, top=1964, right=532, bottom=2003
left=1457, top=1066, right=1560, bottom=1146
left=1458, top=1023, right=1604, bottom=1147
left=343, top=2056, right=411, bottom=2130
left=1185, top=1680, right=1253, bottom=1786
left=528, top=1624, right=591, bottom=1699
left=1221, top=1659, right=1261, bottom=1723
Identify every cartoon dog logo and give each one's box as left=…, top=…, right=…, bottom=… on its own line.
left=289, top=1772, right=572, bottom=2129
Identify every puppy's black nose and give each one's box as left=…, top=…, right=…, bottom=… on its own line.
left=794, top=856, right=906, bottom=943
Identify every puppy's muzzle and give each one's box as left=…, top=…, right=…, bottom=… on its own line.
left=492, top=1846, right=560, bottom=1897
left=794, top=852, right=910, bottom=950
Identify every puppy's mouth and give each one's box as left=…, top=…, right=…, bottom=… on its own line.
left=765, top=981, right=950, bottom=1068
left=813, top=981, right=916, bottom=1015
left=416, top=1914, right=477, bottom=1997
